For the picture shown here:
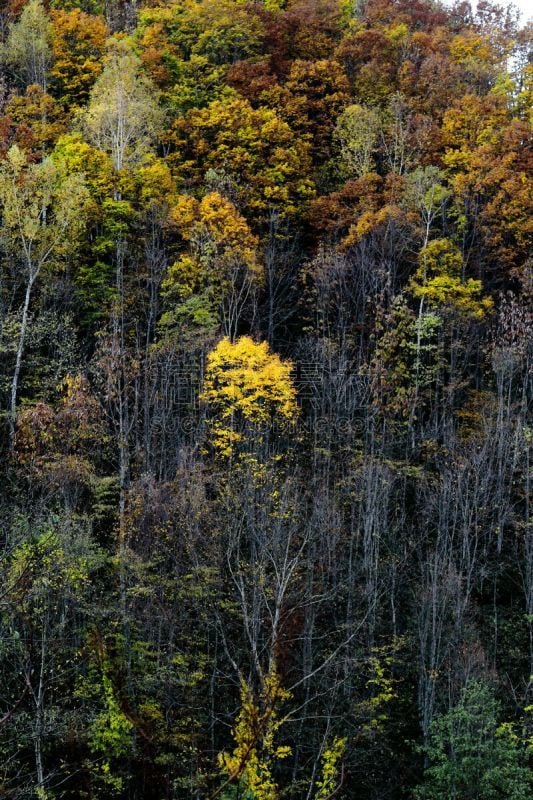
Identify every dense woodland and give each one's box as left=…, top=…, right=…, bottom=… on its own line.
left=0, top=0, right=531, bottom=797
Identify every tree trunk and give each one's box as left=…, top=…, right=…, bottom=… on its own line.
left=9, top=270, right=36, bottom=448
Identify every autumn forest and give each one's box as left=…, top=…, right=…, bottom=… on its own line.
left=0, top=0, right=531, bottom=798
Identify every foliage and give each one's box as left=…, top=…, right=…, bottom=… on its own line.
left=50, top=7, right=108, bottom=108
left=9, top=528, right=90, bottom=610
left=170, top=96, right=315, bottom=219
left=1, top=0, right=52, bottom=90
left=0, top=144, right=89, bottom=266
left=3, top=84, right=66, bottom=158
left=81, top=38, right=162, bottom=171
left=314, top=736, right=347, bottom=800
left=165, top=191, right=261, bottom=299
left=416, top=681, right=533, bottom=800
left=136, top=0, right=265, bottom=112
left=201, top=336, right=298, bottom=456
left=0, top=2, right=530, bottom=798
left=218, top=668, right=291, bottom=800
left=410, top=238, right=493, bottom=319
left=333, top=103, right=381, bottom=178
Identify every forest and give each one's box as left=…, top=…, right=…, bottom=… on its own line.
left=0, top=0, right=531, bottom=797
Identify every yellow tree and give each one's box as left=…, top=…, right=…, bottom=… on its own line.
left=163, top=192, right=262, bottom=337
left=200, top=336, right=298, bottom=457
left=170, top=96, right=314, bottom=220
left=218, top=667, right=346, bottom=800
left=405, top=238, right=493, bottom=438
left=50, top=7, right=108, bottom=108
left=409, top=238, right=493, bottom=320
left=217, top=667, right=291, bottom=800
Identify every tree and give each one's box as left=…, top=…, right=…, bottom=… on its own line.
left=170, top=96, right=314, bottom=221
left=50, top=7, right=108, bottom=108
left=333, top=103, right=381, bottom=179
left=200, top=336, right=298, bottom=456
left=416, top=680, right=532, bottom=800
left=404, top=166, right=450, bottom=246
left=409, top=238, right=493, bottom=320
left=274, top=57, right=350, bottom=163
left=0, top=145, right=89, bottom=443
left=3, top=84, right=66, bottom=158
left=0, top=2, right=531, bottom=797
left=15, top=373, right=105, bottom=506
left=52, top=132, right=114, bottom=201
left=217, top=667, right=291, bottom=800
left=82, top=39, right=162, bottom=174
left=163, top=191, right=262, bottom=338
left=136, top=0, right=265, bottom=112
left=1, top=0, right=52, bottom=91
left=1, top=520, right=99, bottom=797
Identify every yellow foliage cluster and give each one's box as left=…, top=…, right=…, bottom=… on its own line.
left=50, top=8, right=108, bottom=107
left=314, top=737, right=347, bottom=800
left=52, top=133, right=114, bottom=202
left=218, top=668, right=291, bottom=800
left=171, top=96, right=314, bottom=216
left=441, top=94, right=509, bottom=172
left=344, top=204, right=405, bottom=248
left=136, top=156, right=176, bottom=206
left=166, top=191, right=261, bottom=299
left=201, top=336, right=298, bottom=456
left=449, top=31, right=496, bottom=66
left=410, top=238, right=493, bottom=320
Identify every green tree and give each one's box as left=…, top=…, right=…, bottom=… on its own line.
left=2, top=521, right=99, bottom=798
left=82, top=39, right=162, bottom=174
left=1, top=0, right=52, bottom=90
left=416, top=680, right=532, bottom=800
left=333, top=103, right=381, bottom=178
left=0, top=145, right=89, bottom=442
